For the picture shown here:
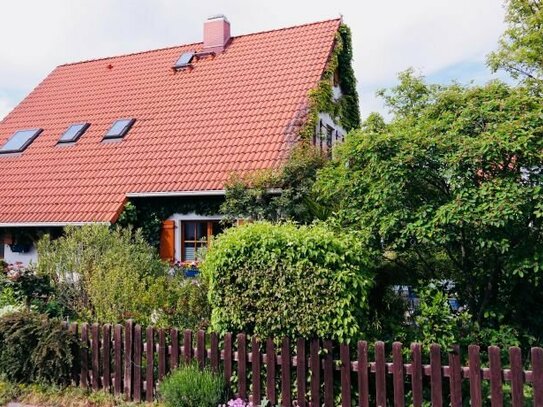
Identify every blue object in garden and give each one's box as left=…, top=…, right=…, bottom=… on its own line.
left=184, top=268, right=200, bottom=278
left=449, top=297, right=460, bottom=311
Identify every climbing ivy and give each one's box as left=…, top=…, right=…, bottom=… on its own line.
left=300, top=23, right=360, bottom=139
left=116, top=196, right=223, bottom=248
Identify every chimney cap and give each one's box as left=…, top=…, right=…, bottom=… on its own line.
left=207, top=14, right=229, bottom=22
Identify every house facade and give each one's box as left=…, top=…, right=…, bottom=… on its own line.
left=0, top=16, right=356, bottom=266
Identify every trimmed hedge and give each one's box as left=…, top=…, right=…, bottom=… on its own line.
left=202, top=222, right=374, bottom=342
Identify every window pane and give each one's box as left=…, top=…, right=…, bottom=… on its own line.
left=0, top=129, right=42, bottom=153
left=104, top=118, right=135, bottom=139
left=184, top=222, right=196, bottom=240
left=212, top=222, right=223, bottom=236
left=196, top=222, right=207, bottom=240
left=59, top=123, right=89, bottom=143
left=184, top=245, right=195, bottom=261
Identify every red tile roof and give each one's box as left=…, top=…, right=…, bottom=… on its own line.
left=0, top=18, right=341, bottom=224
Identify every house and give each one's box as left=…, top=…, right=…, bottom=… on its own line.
left=0, top=16, right=358, bottom=266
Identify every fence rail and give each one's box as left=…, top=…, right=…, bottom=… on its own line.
left=66, top=321, right=543, bottom=406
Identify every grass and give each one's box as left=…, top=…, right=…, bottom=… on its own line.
left=0, top=380, right=163, bottom=407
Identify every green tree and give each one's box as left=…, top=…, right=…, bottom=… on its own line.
left=488, top=0, right=543, bottom=85
left=315, top=71, right=543, bottom=342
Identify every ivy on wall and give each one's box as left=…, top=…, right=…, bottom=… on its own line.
left=116, top=196, right=223, bottom=248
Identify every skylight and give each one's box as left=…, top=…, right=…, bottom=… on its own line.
left=0, top=129, right=43, bottom=154
left=174, top=52, right=195, bottom=69
left=103, top=119, right=135, bottom=140
left=58, top=123, right=90, bottom=144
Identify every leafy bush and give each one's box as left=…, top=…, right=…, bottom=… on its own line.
left=0, top=311, right=79, bottom=385
left=159, top=364, right=226, bottom=407
left=202, top=222, right=375, bottom=342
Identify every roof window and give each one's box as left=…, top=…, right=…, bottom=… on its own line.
left=173, top=52, right=195, bottom=69
left=103, top=119, right=135, bottom=140
left=58, top=123, right=90, bottom=143
left=0, top=129, right=43, bottom=154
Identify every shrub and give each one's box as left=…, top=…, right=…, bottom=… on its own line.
left=159, top=364, right=226, bottom=407
left=202, top=222, right=375, bottom=342
left=0, top=311, right=79, bottom=385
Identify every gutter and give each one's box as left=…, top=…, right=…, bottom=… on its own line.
left=126, top=190, right=226, bottom=198
left=0, top=221, right=110, bottom=228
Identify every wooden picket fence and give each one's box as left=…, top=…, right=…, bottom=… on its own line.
left=67, top=321, right=543, bottom=406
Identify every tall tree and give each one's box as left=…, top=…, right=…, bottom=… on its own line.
left=315, top=71, right=543, bottom=339
left=488, top=0, right=543, bottom=84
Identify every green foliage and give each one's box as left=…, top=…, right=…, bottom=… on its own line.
left=37, top=225, right=211, bottom=328
left=488, top=0, right=543, bottom=85
left=221, top=144, right=327, bottom=223
left=159, top=364, right=226, bottom=407
left=202, top=222, right=375, bottom=342
left=117, top=197, right=223, bottom=248
left=314, top=71, right=543, bottom=342
left=0, top=311, right=79, bottom=385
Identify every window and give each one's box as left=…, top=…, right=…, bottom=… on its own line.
left=0, top=129, right=43, bottom=154
left=174, top=52, right=195, bottom=69
left=325, top=125, right=334, bottom=158
left=181, top=220, right=223, bottom=261
left=58, top=123, right=90, bottom=143
left=103, top=118, right=135, bottom=140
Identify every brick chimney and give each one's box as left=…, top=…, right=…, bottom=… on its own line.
left=203, top=15, right=231, bottom=53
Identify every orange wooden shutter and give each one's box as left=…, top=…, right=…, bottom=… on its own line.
left=159, top=220, right=175, bottom=263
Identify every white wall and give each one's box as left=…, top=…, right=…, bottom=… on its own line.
left=3, top=243, right=38, bottom=266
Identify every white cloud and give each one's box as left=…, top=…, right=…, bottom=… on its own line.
left=0, top=0, right=507, bottom=121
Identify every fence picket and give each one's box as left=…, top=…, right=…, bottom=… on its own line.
left=224, top=333, right=233, bottom=387
left=80, top=323, right=89, bottom=389
left=91, top=323, right=100, bottom=390
left=488, top=346, right=503, bottom=407
left=170, top=328, right=179, bottom=370
left=238, top=333, right=247, bottom=400
left=509, top=346, right=524, bottom=407
left=133, top=325, right=142, bottom=402
left=410, top=343, right=423, bottom=407
left=281, top=337, right=292, bottom=407
left=430, top=344, right=443, bottom=407
left=448, top=345, right=462, bottom=407
left=252, top=337, right=262, bottom=404
left=468, top=345, right=482, bottom=407
left=296, top=338, right=307, bottom=407
left=375, top=341, right=386, bottom=407
left=392, top=342, right=404, bottom=407
left=158, top=329, right=167, bottom=380
left=114, top=324, right=123, bottom=396
left=124, top=320, right=133, bottom=398
left=70, top=323, right=79, bottom=386
left=532, top=347, right=543, bottom=406
left=310, top=339, right=320, bottom=406
left=340, top=343, right=351, bottom=407
left=357, top=341, right=369, bottom=407
left=184, top=329, right=193, bottom=364
left=266, top=338, right=277, bottom=405
left=102, top=324, right=111, bottom=391
left=145, top=327, right=154, bottom=402
left=323, top=340, right=334, bottom=407
left=211, top=333, right=220, bottom=373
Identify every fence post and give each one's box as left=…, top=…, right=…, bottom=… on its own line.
left=124, top=320, right=134, bottom=399
left=488, top=346, right=503, bottom=407
left=392, top=342, right=404, bottom=407
left=102, top=324, right=111, bottom=391
left=224, top=333, right=233, bottom=388
left=170, top=328, right=180, bottom=370
left=468, top=345, right=482, bottom=407
left=158, top=329, right=167, bottom=380
left=358, top=341, right=369, bottom=407
left=184, top=329, right=193, bottom=364
left=281, top=337, right=292, bottom=407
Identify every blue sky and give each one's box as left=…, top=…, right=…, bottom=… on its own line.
left=0, top=0, right=508, bottom=122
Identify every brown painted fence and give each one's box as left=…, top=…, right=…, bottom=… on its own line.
left=67, top=321, right=543, bottom=406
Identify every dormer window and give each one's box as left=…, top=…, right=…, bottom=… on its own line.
left=103, top=118, right=135, bottom=140
left=58, top=123, right=90, bottom=144
left=0, top=129, right=43, bottom=154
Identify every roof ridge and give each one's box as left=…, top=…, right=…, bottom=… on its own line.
left=59, top=17, right=342, bottom=68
